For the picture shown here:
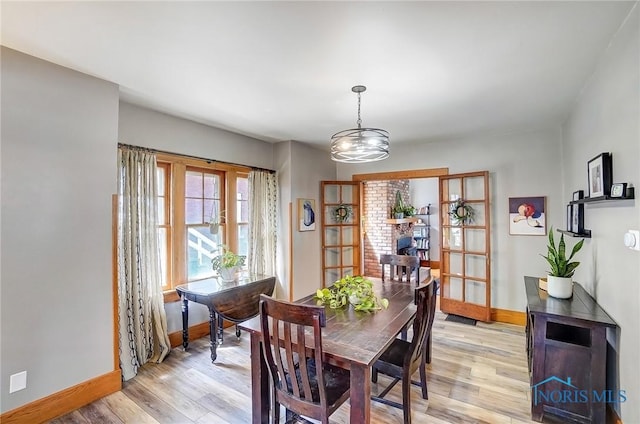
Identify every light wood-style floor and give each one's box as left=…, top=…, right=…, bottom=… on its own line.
left=49, top=305, right=542, bottom=424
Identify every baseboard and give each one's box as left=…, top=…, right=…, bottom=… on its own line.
left=490, top=308, right=526, bottom=326
left=0, top=369, right=121, bottom=424
left=168, top=321, right=213, bottom=348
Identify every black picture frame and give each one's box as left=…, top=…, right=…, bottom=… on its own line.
left=587, top=152, right=612, bottom=198
left=572, top=204, right=584, bottom=234
left=610, top=182, right=627, bottom=198
left=572, top=190, right=584, bottom=201
left=566, top=204, right=573, bottom=232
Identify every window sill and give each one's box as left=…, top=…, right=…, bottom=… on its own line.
left=164, top=290, right=180, bottom=303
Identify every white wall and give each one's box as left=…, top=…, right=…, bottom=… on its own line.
left=273, top=141, right=336, bottom=301
left=338, top=127, right=565, bottom=311
left=1, top=47, right=118, bottom=412
left=562, top=5, right=639, bottom=421
left=290, top=142, right=336, bottom=300
left=119, top=101, right=273, bottom=170
left=118, top=102, right=277, bottom=333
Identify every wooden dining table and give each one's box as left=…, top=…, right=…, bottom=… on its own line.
left=238, top=277, right=418, bottom=424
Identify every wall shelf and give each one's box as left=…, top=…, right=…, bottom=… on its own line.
left=571, top=187, right=634, bottom=204
left=557, top=229, right=591, bottom=238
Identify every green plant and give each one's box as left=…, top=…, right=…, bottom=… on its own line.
left=403, top=205, right=416, bottom=217
left=540, top=228, right=584, bottom=277
left=315, top=275, right=389, bottom=312
left=211, top=245, right=246, bottom=271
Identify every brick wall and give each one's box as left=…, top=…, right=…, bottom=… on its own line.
left=363, top=180, right=412, bottom=277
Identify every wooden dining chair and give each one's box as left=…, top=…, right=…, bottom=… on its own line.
left=380, top=254, right=421, bottom=283
left=259, top=294, right=351, bottom=424
left=371, top=278, right=438, bottom=424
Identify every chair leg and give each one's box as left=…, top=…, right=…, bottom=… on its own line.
left=419, top=359, right=428, bottom=399
left=372, top=367, right=378, bottom=383
left=272, top=400, right=280, bottom=424
left=402, top=374, right=412, bottom=424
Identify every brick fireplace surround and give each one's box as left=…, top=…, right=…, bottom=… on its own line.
left=363, top=180, right=413, bottom=277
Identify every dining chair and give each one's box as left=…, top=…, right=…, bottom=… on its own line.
left=259, top=294, right=351, bottom=424
left=380, top=253, right=420, bottom=283
left=371, top=278, right=438, bottom=424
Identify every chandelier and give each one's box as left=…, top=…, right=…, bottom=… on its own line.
left=330, top=85, right=389, bottom=163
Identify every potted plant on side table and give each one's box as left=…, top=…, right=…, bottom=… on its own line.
left=540, top=227, right=584, bottom=299
left=211, top=245, right=246, bottom=282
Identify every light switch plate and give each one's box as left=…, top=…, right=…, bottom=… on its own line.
left=624, top=230, right=640, bottom=251
left=9, top=371, right=27, bottom=393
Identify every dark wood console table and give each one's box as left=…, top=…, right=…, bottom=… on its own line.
left=524, top=276, right=617, bottom=423
left=176, top=273, right=275, bottom=362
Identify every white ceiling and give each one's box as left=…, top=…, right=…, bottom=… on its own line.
left=1, top=1, right=635, bottom=149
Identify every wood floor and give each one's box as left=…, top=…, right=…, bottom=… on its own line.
left=49, top=309, right=541, bottom=424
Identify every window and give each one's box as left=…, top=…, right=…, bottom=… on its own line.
left=156, top=153, right=251, bottom=302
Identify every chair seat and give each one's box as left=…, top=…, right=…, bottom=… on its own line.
left=285, top=359, right=351, bottom=407
left=376, top=338, right=410, bottom=368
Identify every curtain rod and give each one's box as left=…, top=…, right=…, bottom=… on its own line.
left=117, top=143, right=275, bottom=174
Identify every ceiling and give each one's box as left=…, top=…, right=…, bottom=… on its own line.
left=1, top=1, right=635, bottom=149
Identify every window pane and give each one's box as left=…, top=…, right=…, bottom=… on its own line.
left=187, top=225, right=223, bottom=281
left=238, top=224, right=248, bottom=258
left=204, top=173, right=219, bottom=199
left=185, top=171, right=203, bottom=197
left=237, top=177, right=249, bottom=222
left=156, top=167, right=165, bottom=194
left=157, top=198, right=165, bottom=224
left=186, top=199, right=203, bottom=224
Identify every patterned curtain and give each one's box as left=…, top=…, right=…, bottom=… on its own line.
left=117, top=148, right=170, bottom=381
left=248, top=170, right=278, bottom=277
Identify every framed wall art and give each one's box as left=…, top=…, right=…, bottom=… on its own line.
left=566, top=204, right=573, bottom=232
left=572, top=204, right=584, bottom=234
left=509, top=196, right=546, bottom=236
left=587, top=152, right=612, bottom=198
left=572, top=190, right=584, bottom=201
left=298, top=198, right=316, bottom=231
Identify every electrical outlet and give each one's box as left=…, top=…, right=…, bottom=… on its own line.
left=9, top=371, right=27, bottom=393
left=624, top=230, right=640, bottom=251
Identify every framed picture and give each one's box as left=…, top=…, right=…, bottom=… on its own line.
left=572, top=190, right=584, bottom=201
left=509, top=196, right=546, bottom=236
left=298, top=198, right=316, bottom=231
left=572, top=204, right=584, bottom=234
left=587, top=152, right=612, bottom=198
left=566, top=204, right=573, bottom=232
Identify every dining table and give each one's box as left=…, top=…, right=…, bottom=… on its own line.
left=238, top=277, right=419, bottom=424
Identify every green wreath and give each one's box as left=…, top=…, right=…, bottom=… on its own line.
left=333, top=204, right=353, bottom=223
left=449, top=199, right=475, bottom=224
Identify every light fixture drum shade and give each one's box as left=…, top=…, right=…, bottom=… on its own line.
left=330, top=127, right=390, bottom=163
left=330, top=85, right=389, bottom=163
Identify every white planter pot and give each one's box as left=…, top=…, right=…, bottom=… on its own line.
left=219, top=266, right=239, bottom=283
left=547, top=275, right=573, bottom=299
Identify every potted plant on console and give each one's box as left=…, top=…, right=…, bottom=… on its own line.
left=211, top=245, right=246, bottom=282
left=540, top=227, right=584, bottom=299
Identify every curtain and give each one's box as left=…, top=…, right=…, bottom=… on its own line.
left=117, top=148, right=170, bottom=381
left=248, top=170, right=278, bottom=277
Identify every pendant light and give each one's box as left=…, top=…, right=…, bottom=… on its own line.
left=330, top=85, right=389, bottom=163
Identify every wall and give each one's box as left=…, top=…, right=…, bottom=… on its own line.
left=410, top=178, right=440, bottom=261
left=561, top=4, right=639, bottom=420
left=1, top=48, right=119, bottom=413
left=118, top=102, right=277, bottom=333
left=278, top=141, right=336, bottom=301
left=338, top=127, right=565, bottom=311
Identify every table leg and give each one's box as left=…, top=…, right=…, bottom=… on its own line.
left=217, top=314, right=224, bottom=345
left=250, top=332, right=270, bottom=424
left=208, top=308, right=218, bottom=362
left=181, top=296, right=189, bottom=350
left=349, top=363, right=371, bottom=423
